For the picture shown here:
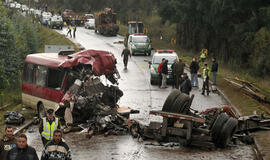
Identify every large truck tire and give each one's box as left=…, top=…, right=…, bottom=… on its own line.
left=162, top=89, right=181, bottom=112
left=211, top=113, right=230, bottom=143
left=216, top=117, right=238, bottom=148
left=171, top=93, right=191, bottom=114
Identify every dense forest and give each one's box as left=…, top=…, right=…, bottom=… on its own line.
left=37, top=0, right=270, bottom=76
left=159, top=0, right=270, bottom=76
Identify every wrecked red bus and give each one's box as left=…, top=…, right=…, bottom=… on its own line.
left=22, top=50, right=117, bottom=117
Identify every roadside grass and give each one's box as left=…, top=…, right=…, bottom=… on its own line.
left=38, top=25, right=79, bottom=52
left=0, top=88, right=21, bottom=108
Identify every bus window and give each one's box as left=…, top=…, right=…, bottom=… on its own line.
left=47, top=68, right=65, bottom=90
left=36, top=65, right=47, bottom=87
left=23, top=63, right=34, bottom=83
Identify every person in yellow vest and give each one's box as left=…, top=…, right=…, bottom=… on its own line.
left=39, top=109, right=60, bottom=146
left=202, top=63, right=211, bottom=96
left=200, top=49, right=206, bottom=63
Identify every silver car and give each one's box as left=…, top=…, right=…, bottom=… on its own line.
left=85, top=19, right=95, bottom=29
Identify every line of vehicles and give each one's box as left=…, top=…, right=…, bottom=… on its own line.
left=4, top=0, right=177, bottom=126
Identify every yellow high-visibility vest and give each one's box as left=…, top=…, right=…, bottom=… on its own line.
left=203, top=67, right=210, bottom=79
left=200, top=51, right=206, bottom=59
left=41, top=117, right=59, bottom=140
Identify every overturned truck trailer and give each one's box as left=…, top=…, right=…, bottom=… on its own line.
left=131, top=90, right=270, bottom=149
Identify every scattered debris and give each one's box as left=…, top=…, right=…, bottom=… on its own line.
left=4, top=111, right=25, bottom=125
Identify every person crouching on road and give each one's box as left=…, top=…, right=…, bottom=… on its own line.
left=41, top=129, right=72, bottom=160
left=180, top=73, right=192, bottom=95
left=202, top=63, right=210, bottom=96
left=0, top=126, right=16, bottom=160
left=157, top=58, right=165, bottom=88
left=39, top=109, right=60, bottom=146
left=161, top=59, right=168, bottom=88
left=6, top=133, right=39, bottom=160
left=121, top=46, right=131, bottom=69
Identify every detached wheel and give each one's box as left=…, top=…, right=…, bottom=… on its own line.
left=217, top=117, right=238, bottom=148
left=38, top=103, right=46, bottom=119
left=171, top=93, right=191, bottom=114
left=162, top=89, right=181, bottom=112
left=211, top=113, right=230, bottom=143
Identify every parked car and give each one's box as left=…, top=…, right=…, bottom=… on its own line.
left=48, top=15, right=63, bottom=29
left=127, top=34, right=151, bottom=56
left=85, top=18, right=95, bottom=29
left=15, top=3, right=21, bottom=9
left=29, top=8, right=34, bottom=14
left=149, top=50, right=179, bottom=85
left=9, top=2, right=15, bottom=8
left=34, top=9, right=41, bottom=17
left=85, top=14, right=94, bottom=19
left=21, top=4, right=28, bottom=11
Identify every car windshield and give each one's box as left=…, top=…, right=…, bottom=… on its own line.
left=132, top=36, right=149, bottom=43
left=88, top=19, right=94, bottom=23
left=51, top=16, right=62, bottom=21
left=153, top=55, right=178, bottom=64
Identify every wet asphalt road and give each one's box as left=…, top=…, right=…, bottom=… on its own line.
left=26, top=27, right=255, bottom=160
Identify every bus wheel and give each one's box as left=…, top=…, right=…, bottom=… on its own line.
left=38, top=103, right=46, bottom=119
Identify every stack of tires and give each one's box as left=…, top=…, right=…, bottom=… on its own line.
left=210, top=113, right=238, bottom=148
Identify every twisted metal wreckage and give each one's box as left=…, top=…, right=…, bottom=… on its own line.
left=54, top=49, right=139, bottom=137
left=54, top=49, right=270, bottom=149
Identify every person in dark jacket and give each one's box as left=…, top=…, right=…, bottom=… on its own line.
left=189, top=58, right=199, bottom=87
left=211, top=57, right=218, bottom=85
left=161, top=59, right=168, bottom=88
left=66, top=25, right=72, bottom=38
left=171, top=58, right=185, bottom=89
left=73, top=25, right=77, bottom=38
left=0, top=126, right=16, bottom=160
left=180, top=73, right=192, bottom=95
left=41, top=129, right=72, bottom=160
left=121, top=47, right=131, bottom=69
left=6, top=133, right=38, bottom=160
